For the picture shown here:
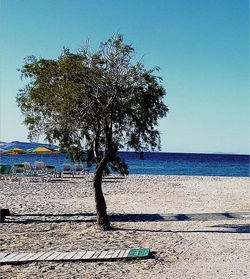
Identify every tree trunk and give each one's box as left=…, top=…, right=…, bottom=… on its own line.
left=93, top=160, right=111, bottom=230
left=92, top=121, right=112, bottom=230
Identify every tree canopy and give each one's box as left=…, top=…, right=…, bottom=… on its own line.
left=17, top=35, right=168, bottom=229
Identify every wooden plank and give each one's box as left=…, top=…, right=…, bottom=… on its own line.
left=80, top=251, right=95, bottom=259
left=0, top=253, right=9, bottom=261
left=97, top=251, right=108, bottom=259
left=104, top=250, right=116, bottom=259
left=122, top=249, right=131, bottom=258
left=117, top=250, right=127, bottom=258
left=44, top=252, right=61, bottom=261
left=139, top=248, right=150, bottom=257
left=6, top=253, right=29, bottom=262
left=0, top=248, right=150, bottom=263
left=61, top=251, right=78, bottom=260
left=90, top=251, right=102, bottom=259
left=29, top=252, right=49, bottom=261
left=1, top=253, right=19, bottom=262
left=70, top=251, right=87, bottom=260
left=128, top=248, right=150, bottom=258
left=33, top=252, right=54, bottom=261
left=138, top=249, right=145, bottom=257
left=109, top=250, right=121, bottom=259
left=26, top=252, right=46, bottom=261
left=128, top=249, right=139, bottom=257
left=15, top=253, right=34, bottom=262
left=53, top=252, right=72, bottom=261
left=18, top=252, right=37, bottom=262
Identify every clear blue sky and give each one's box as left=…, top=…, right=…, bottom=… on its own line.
left=0, top=0, right=249, bottom=154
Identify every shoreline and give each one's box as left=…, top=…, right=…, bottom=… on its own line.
left=0, top=174, right=249, bottom=278
left=1, top=152, right=249, bottom=178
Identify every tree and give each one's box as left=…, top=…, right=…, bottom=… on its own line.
left=17, top=35, right=168, bottom=229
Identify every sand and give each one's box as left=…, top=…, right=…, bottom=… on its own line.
left=0, top=174, right=249, bottom=278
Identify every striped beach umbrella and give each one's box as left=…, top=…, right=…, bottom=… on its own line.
left=25, top=146, right=57, bottom=154
left=3, top=147, right=25, bottom=155
left=54, top=147, right=67, bottom=153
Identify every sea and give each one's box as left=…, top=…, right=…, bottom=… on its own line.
left=0, top=152, right=249, bottom=177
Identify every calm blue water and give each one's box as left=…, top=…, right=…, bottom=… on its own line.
left=0, top=152, right=249, bottom=177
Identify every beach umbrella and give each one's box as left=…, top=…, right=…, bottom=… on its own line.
left=25, top=146, right=59, bottom=163
left=54, top=147, right=67, bottom=153
left=25, top=146, right=57, bottom=154
left=3, top=147, right=25, bottom=155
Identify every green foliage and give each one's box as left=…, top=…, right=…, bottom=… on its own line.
left=17, top=34, right=168, bottom=175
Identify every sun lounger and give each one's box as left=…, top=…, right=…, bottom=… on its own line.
left=45, top=165, right=56, bottom=177
left=73, top=164, right=89, bottom=175
left=62, top=164, right=74, bottom=177
left=10, top=170, right=54, bottom=184
left=13, top=164, right=25, bottom=174
left=34, top=161, right=46, bottom=173
left=23, top=162, right=33, bottom=174
left=74, top=164, right=84, bottom=175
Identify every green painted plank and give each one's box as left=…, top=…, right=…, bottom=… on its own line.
left=128, top=249, right=139, bottom=257
left=128, top=248, right=150, bottom=258
left=139, top=248, right=150, bottom=257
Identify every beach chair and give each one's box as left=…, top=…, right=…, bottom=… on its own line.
left=0, top=165, right=12, bottom=181
left=62, top=163, right=74, bottom=177
left=74, top=164, right=84, bottom=176
left=45, top=165, right=56, bottom=177
left=23, top=162, right=33, bottom=174
left=12, top=164, right=25, bottom=175
left=74, top=163, right=90, bottom=176
left=7, top=164, right=25, bottom=182
left=34, top=161, right=46, bottom=173
left=14, top=170, right=55, bottom=184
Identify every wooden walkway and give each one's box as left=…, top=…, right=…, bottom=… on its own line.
left=0, top=248, right=150, bottom=264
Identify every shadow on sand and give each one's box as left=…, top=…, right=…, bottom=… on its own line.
left=110, top=211, right=250, bottom=222
left=114, top=224, right=250, bottom=234
left=4, top=212, right=249, bottom=234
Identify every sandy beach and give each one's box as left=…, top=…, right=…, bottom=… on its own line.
left=0, top=174, right=249, bottom=278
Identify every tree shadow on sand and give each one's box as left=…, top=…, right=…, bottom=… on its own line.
left=3, top=213, right=96, bottom=224
left=110, top=212, right=250, bottom=234
left=110, top=211, right=250, bottom=222
left=114, top=222, right=249, bottom=234
left=4, top=212, right=249, bottom=233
